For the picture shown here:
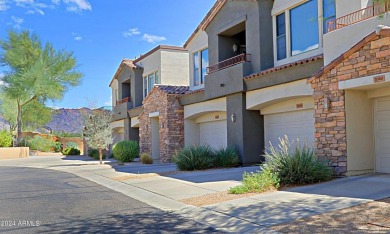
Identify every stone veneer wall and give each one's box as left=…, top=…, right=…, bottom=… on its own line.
left=310, top=35, right=390, bottom=175
left=139, top=89, right=185, bottom=163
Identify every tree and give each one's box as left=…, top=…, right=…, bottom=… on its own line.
left=0, top=94, right=52, bottom=134
left=83, top=109, right=112, bottom=165
left=0, top=30, right=82, bottom=142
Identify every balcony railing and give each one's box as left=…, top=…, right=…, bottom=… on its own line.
left=116, top=97, right=130, bottom=105
left=327, top=3, right=390, bottom=33
left=207, top=53, right=250, bottom=74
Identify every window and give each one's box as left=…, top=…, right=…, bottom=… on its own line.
left=143, top=71, right=159, bottom=98
left=290, top=0, right=319, bottom=56
left=201, top=49, right=208, bottom=84
left=193, top=48, right=208, bottom=86
left=323, top=0, right=336, bottom=34
left=193, top=52, right=200, bottom=86
left=276, top=13, right=286, bottom=60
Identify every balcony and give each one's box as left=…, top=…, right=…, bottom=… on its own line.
left=112, top=97, right=133, bottom=121
left=327, top=3, right=390, bottom=33
left=207, top=53, right=250, bottom=74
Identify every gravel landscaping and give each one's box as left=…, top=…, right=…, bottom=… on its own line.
left=271, top=198, right=390, bottom=233
left=180, top=191, right=260, bottom=207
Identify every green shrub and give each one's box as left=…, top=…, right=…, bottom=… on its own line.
left=0, top=130, right=12, bottom=147
left=113, top=140, right=139, bottom=162
left=29, top=135, right=55, bottom=152
left=88, top=148, right=106, bottom=160
left=229, top=168, right=280, bottom=194
left=53, top=142, right=62, bottom=152
left=140, top=153, right=153, bottom=164
left=213, top=146, right=240, bottom=168
left=66, top=142, right=78, bottom=149
left=229, top=136, right=332, bottom=194
left=172, top=145, right=214, bottom=171
left=62, top=147, right=80, bottom=156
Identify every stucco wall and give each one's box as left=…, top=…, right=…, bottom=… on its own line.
left=345, top=90, right=374, bottom=174
left=0, top=147, right=29, bottom=159
left=161, top=50, right=189, bottom=86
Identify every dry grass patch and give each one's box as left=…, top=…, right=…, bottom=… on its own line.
left=112, top=173, right=159, bottom=181
left=271, top=198, right=390, bottom=233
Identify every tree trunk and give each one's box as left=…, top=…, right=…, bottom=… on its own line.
left=17, top=104, right=22, bottom=144
left=99, top=148, right=103, bottom=165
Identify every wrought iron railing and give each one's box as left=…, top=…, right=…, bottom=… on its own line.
left=207, top=53, right=250, bottom=74
left=116, top=97, right=130, bottom=105
left=327, top=3, right=390, bottom=33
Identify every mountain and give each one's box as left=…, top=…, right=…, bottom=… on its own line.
left=46, top=108, right=92, bottom=134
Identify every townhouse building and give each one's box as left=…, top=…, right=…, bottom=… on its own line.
left=110, top=0, right=390, bottom=175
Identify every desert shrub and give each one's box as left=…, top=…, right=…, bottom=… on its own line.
left=18, top=137, right=31, bottom=147
left=88, top=148, right=106, bottom=160
left=113, top=140, right=139, bottom=162
left=0, top=130, right=12, bottom=147
left=53, top=142, right=62, bottom=152
left=29, top=135, right=55, bottom=152
left=213, top=146, right=240, bottom=168
left=66, top=142, right=78, bottom=149
left=229, top=136, right=332, bottom=194
left=172, top=145, right=214, bottom=171
left=62, top=147, right=80, bottom=156
left=140, top=153, right=153, bottom=164
left=229, top=168, right=280, bottom=194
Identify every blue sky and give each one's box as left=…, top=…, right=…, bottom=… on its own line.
left=0, top=0, right=215, bottom=109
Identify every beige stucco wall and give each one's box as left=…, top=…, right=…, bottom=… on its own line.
left=246, top=79, right=312, bottom=110
left=324, top=18, right=390, bottom=65
left=111, top=79, right=118, bottom=107
left=130, top=117, right=140, bottom=128
left=0, top=147, right=29, bottom=160
left=260, top=96, right=314, bottom=115
left=336, top=0, right=372, bottom=19
left=185, top=30, right=208, bottom=90
left=160, top=50, right=189, bottom=86
left=184, top=97, right=227, bottom=119
left=345, top=90, right=375, bottom=175
left=138, top=50, right=161, bottom=78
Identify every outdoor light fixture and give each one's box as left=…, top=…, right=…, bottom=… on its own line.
left=231, top=113, right=236, bottom=123
left=324, top=97, right=331, bottom=111
left=233, top=43, right=238, bottom=52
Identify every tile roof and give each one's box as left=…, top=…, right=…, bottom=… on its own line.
left=244, top=54, right=323, bottom=81
left=307, top=31, right=378, bottom=84
left=109, top=59, right=141, bottom=87
left=182, top=88, right=205, bottom=96
left=155, top=85, right=189, bottom=95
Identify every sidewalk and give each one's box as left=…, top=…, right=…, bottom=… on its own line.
left=1, top=156, right=390, bottom=233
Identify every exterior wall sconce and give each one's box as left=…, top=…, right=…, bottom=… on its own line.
left=231, top=113, right=236, bottom=123
left=233, top=43, right=238, bottom=52
left=324, top=97, right=331, bottom=111
left=220, top=83, right=225, bottom=87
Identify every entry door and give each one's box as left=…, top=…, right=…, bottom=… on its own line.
left=375, top=97, right=390, bottom=173
left=264, top=109, right=315, bottom=149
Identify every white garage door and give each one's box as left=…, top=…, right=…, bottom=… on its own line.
left=199, top=120, right=227, bottom=149
left=265, top=109, right=315, bottom=149
left=375, top=97, right=390, bottom=173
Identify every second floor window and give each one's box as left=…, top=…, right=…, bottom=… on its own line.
left=193, top=48, right=208, bottom=86
left=276, top=13, right=286, bottom=60
left=143, top=71, right=159, bottom=98
left=323, top=0, right=336, bottom=34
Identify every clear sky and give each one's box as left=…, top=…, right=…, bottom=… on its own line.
left=0, top=0, right=215, bottom=109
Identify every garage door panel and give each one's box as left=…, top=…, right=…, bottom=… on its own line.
left=375, top=97, right=390, bottom=173
left=199, top=120, right=227, bottom=149
left=265, top=109, right=314, bottom=149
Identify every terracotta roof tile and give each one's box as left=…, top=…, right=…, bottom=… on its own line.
left=109, top=59, right=141, bottom=87
left=155, top=85, right=189, bottom=95
left=244, top=54, right=323, bottom=81
left=182, top=88, right=205, bottom=96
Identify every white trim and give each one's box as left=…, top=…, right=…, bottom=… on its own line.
left=149, top=112, right=160, bottom=118
left=339, top=72, right=390, bottom=90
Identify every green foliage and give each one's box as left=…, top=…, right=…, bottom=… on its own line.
left=53, top=142, right=62, bottom=152
left=140, top=153, right=153, bottom=164
left=172, top=145, right=214, bottom=171
left=52, top=131, right=82, bottom=137
left=21, top=100, right=52, bottom=131
left=229, top=168, right=280, bottom=194
left=66, top=142, right=78, bottom=149
left=229, top=136, right=332, bottom=194
left=0, top=30, right=82, bottom=142
left=113, top=140, right=139, bottom=162
left=62, top=147, right=80, bottom=156
left=88, top=148, right=106, bottom=160
left=28, top=135, right=55, bottom=152
left=0, top=130, right=12, bottom=147
left=213, top=146, right=240, bottom=168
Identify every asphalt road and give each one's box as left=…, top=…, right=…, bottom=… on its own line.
left=0, top=167, right=216, bottom=234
